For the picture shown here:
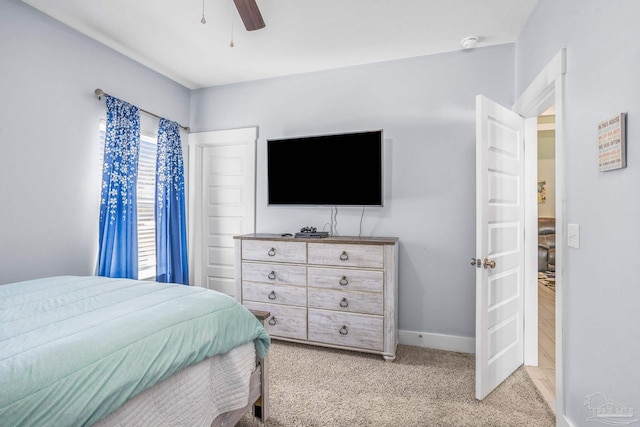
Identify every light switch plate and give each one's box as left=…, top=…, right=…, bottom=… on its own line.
left=568, top=224, right=580, bottom=248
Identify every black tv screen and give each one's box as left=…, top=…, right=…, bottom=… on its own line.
left=267, top=130, right=383, bottom=206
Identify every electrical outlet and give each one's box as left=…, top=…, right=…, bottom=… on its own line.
left=568, top=224, right=580, bottom=248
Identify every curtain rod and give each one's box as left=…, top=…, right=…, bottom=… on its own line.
left=94, top=89, right=190, bottom=132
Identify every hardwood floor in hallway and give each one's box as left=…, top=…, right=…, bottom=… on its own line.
left=525, top=280, right=556, bottom=412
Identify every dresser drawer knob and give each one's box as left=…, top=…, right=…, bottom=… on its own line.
left=268, top=317, right=277, bottom=326
left=339, top=325, right=348, bottom=335
left=268, top=248, right=276, bottom=257
left=339, top=251, right=349, bottom=261
left=268, top=271, right=276, bottom=280
left=268, top=290, right=277, bottom=300
left=339, top=276, right=349, bottom=286
left=339, top=298, right=349, bottom=308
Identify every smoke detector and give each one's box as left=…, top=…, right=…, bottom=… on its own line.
left=461, top=36, right=479, bottom=50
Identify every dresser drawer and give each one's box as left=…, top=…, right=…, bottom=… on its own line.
left=242, top=240, right=306, bottom=263
left=308, top=309, right=383, bottom=351
left=307, top=267, right=383, bottom=292
left=242, top=262, right=306, bottom=286
left=242, top=281, right=307, bottom=306
left=243, top=301, right=307, bottom=341
left=308, top=243, right=383, bottom=268
left=308, top=288, right=383, bottom=315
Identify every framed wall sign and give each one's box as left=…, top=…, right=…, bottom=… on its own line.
left=538, top=180, right=547, bottom=204
left=598, top=113, right=627, bottom=172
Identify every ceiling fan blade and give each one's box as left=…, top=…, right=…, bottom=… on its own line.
left=233, top=0, right=265, bottom=31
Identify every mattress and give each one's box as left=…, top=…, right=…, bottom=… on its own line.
left=0, top=276, right=270, bottom=426
left=94, top=341, right=257, bottom=427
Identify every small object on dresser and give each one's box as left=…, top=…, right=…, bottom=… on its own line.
left=296, top=226, right=329, bottom=238
left=295, top=231, right=329, bottom=238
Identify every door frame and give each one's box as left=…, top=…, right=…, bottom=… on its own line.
left=187, top=127, right=258, bottom=287
left=512, top=49, right=566, bottom=423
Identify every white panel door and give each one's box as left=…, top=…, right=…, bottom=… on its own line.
left=189, top=128, right=256, bottom=296
left=475, top=95, right=525, bottom=400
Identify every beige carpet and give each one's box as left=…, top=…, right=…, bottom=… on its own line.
left=238, top=341, right=555, bottom=427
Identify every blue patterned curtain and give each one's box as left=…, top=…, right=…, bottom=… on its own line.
left=155, top=118, right=189, bottom=285
left=98, top=96, right=140, bottom=279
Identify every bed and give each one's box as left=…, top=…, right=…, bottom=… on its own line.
left=0, top=276, right=270, bottom=426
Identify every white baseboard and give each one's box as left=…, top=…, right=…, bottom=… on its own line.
left=558, top=414, right=573, bottom=427
left=398, top=329, right=475, bottom=354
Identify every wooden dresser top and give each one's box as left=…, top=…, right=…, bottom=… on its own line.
left=234, top=233, right=398, bottom=245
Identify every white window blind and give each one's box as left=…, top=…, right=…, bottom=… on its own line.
left=99, top=120, right=157, bottom=280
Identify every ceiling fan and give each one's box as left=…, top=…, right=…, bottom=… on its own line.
left=233, top=0, right=265, bottom=31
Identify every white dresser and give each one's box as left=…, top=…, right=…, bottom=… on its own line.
left=234, top=234, right=399, bottom=361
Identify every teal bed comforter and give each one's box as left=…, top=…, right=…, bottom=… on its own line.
left=0, top=276, right=270, bottom=426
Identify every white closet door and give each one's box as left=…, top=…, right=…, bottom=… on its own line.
left=189, top=128, right=256, bottom=296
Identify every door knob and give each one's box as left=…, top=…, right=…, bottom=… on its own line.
left=483, top=258, right=496, bottom=269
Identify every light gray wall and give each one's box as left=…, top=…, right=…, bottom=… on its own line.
left=516, top=0, right=640, bottom=423
left=0, top=0, right=190, bottom=284
left=191, top=45, right=515, bottom=337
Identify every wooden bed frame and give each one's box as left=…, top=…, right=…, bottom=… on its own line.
left=211, top=309, right=270, bottom=426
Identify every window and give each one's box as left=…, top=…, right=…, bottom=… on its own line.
left=99, top=120, right=157, bottom=280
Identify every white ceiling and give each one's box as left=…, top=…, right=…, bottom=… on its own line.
left=22, top=0, right=538, bottom=89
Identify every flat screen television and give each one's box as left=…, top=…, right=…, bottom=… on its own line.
left=267, top=130, right=383, bottom=206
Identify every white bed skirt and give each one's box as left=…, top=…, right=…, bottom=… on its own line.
left=93, top=342, right=256, bottom=427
